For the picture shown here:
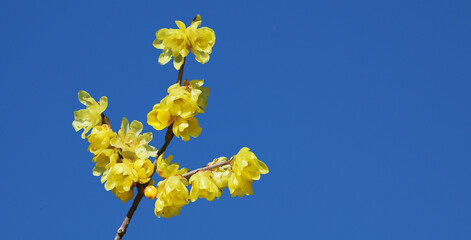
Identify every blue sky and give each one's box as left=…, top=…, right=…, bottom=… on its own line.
left=1, top=0, right=471, bottom=239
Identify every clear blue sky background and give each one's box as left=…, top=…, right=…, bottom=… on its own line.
left=1, top=0, right=470, bottom=239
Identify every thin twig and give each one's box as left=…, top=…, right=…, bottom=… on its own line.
left=114, top=57, right=187, bottom=240
left=114, top=184, right=145, bottom=240
left=182, top=158, right=232, bottom=179
left=177, top=57, right=186, bottom=86
left=154, top=123, right=174, bottom=167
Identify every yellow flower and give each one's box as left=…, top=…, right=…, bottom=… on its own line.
left=144, top=185, right=158, bottom=200
left=133, top=158, right=154, bottom=184
left=185, top=15, right=216, bottom=64
left=165, top=84, right=199, bottom=118
left=72, top=91, right=108, bottom=138
left=154, top=200, right=181, bottom=219
left=113, top=188, right=134, bottom=203
left=153, top=20, right=191, bottom=70
left=231, top=147, right=269, bottom=181
left=87, top=125, right=116, bottom=154
left=208, top=157, right=231, bottom=189
left=227, top=172, right=254, bottom=197
left=154, top=176, right=190, bottom=218
left=189, top=171, right=221, bottom=202
left=147, top=80, right=209, bottom=141
left=91, top=148, right=119, bottom=176
left=101, top=159, right=138, bottom=193
left=186, top=79, right=210, bottom=113
left=147, top=103, right=173, bottom=131
left=156, top=153, right=188, bottom=179
left=153, top=15, right=215, bottom=70
left=227, top=148, right=269, bottom=197
left=110, top=118, right=158, bottom=160
left=172, top=116, right=202, bottom=141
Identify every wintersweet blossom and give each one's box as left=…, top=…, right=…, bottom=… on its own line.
left=101, top=159, right=138, bottom=194
left=185, top=15, right=216, bottom=64
left=133, top=159, right=154, bottom=184
left=147, top=103, right=173, bottom=130
left=91, top=148, right=119, bottom=176
left=156, top=153, right=188, bottom=179
left=189, top=171, right=221, bottom=202
left=172, top=116, right=202, bottom=141
left=227, top=148, right=269, bottom=197
left=110, top=118, right=158, bottom=160
left=231, top=147, right=269, bottom=181
left=153, top=15, right=215, bottom=70
left=165, top=85, right=199, bottom=119
left=208, top=157, right=231, bottom=189
left=147, top=80, right=209, bottom=142
left=153, top=20, right=190, bottom=70
left=87, top=125, right=116, bottom=154
left=154, top=176, right=190, bottom=218
left=72, top=91, right=108, bottom=138
left=228, top=173, right=254, bottom=197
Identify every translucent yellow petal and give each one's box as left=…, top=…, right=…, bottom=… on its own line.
left=158, top=49, right=173, bottom=65
left=187, top=117, right=202, bottom=138
left=194, top=50, right=210, bottom=64
left=99, top=96, right=108, bottom=113
left=128, top=121, right=142, bottom=136
left=78, top=90, right=95, bottom=107
left=156, top=28, right=169, bottom=39
left=189, top=79, right=210, bottom=112
left=175, top=20, right=186, bottom=30
left=173, top=54, right=183, bottom=70
left=257, top=160, right=269, bottom=174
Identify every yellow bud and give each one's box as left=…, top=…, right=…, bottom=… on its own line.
left=144, top=185, right=158, bottom=200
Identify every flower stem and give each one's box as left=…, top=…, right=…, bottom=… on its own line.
left=182, top=158, right=232, bottom=179
left=115, top=57, right=187, bottom=240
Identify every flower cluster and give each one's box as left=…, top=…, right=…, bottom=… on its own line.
left=153, top=15, right=216, bottom=70
left=73, top=15, right=270, bottom=230
left=192, top=148, right=269, bottom=200
left=144, top=147, right=268, bottom=219
left=147, top=79, right=209, bottom=141
left=73, top=91, right=158, bottom=203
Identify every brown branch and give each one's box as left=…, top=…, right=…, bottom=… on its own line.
left=182, top=158, right=232, bottom=179
left=114, top=184, right=145, bottom=240
left=114, top=57, right=187, bottom=240
left=154, top=123, right=174, bottom=167
left=177, top=57, right=186, bottom=86
left=101, top=113, right=111, bottom=125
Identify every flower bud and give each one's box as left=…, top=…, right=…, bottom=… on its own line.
left=144, top=185, right=158, bottom=200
